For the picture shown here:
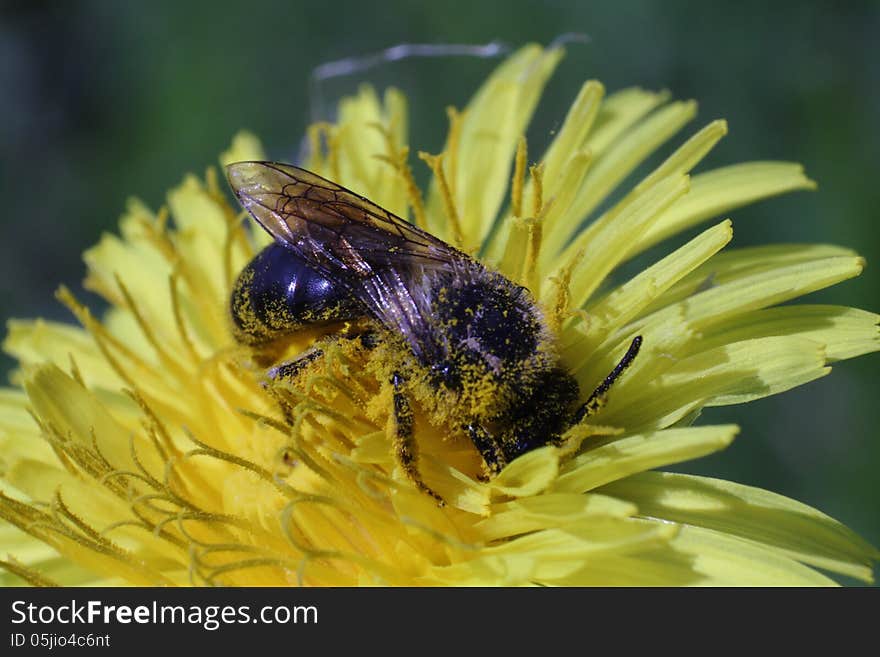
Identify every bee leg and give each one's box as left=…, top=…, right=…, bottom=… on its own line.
left=572, top=336, right=643, bottom=424
left=466, top=424, right=507, bottom=480
left=267, top=328, right=379, bottom=383
left=266, top=348, right=324, bottom=381
left=261, top=349, right=327, bottom=425
left=390, top=372, right=446, bottom=506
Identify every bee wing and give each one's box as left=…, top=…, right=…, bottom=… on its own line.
left=227, top=161, right=459, bottom=359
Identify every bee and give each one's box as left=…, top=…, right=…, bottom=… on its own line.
left=226, top=161, right=641, bottom=504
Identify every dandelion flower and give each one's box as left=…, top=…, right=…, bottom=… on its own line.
left=2, top=44, right=878, bottom=586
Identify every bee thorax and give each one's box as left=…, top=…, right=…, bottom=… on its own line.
left=418, top=264, right=559, bottom=418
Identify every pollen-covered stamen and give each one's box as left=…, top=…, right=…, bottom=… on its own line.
left=130, top=206, right=175, bottom=262
left=444, top=106, right=464, bottom=200
left=547, top=248, right=584, bottom=332
left=40, top=422, right=125, bottom=496
left=529, top=162, right=545, bottom=220
left=419, top=150, right=464, bottom=248
left=168, top=270, right=202, bottom=364
left=115, top=274, right=191, bottom=379
left=55, top=286, right=151, bottom=390
left=67, top=353, right=85, bottom=387
left=171, top=430, right=381, bottom=584
left=497, top=217, right=531, bottom=282
left=213, top=191, right=256, bottom=294
left=373, top=127, right=428, bottom=229
left=511, top=135, right=528, bottom=218
left=190, top=549, right=302, bottom=587
left=0, top=557, right=59, bottom=587
left=49, top=491, right=175, bottom=586
left=522, top=163, right=546, bottom=292
left=497, top=149, right=547, bottom=286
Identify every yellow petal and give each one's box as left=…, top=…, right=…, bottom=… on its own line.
left=574, top=220, right=733, bottom=349
left=4, top=319, right=121, bottom=390
left=220, top=131, right=266, bottom=166
left=553, top=173, right=692, bottom=308
left=23, top=364, right=162, bottom=478
left=491, top=446, right=559, bottom=498
left=665, top=525, right=839, bottom=586
left=699, top=305, right=880, bottom=362
left=554, top=425, right=738, bottom=493
left=482, top=79, right=604, bottom=262
left=638, top=244, right=857, bottom=317
left=426, top=44, right=562, bottom=246
left=596, top=337, right=830, bottom=429
left=541, top=99, right=698, bottom=262
left=476, top=493, right=637, bottom=542
left=574, top=252, right=864, bottom=393
left=539, top=80, right=605, bottom=189
left=636, top=162, right=817, bottom=253
left=602, top=472, right=878, bottom=582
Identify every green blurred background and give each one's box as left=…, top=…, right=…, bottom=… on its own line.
left=1, top=1, right=878, bottom=582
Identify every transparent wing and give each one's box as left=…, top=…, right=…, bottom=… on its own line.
left=226, top=161, right=462, bottom=360
left=227, top=161, right=458, bottom=273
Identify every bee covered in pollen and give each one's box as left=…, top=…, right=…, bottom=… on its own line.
left=226, top=161, right=641, bottom=504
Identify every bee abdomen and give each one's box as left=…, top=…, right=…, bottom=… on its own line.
left=230, top=242, right=361, bottom=344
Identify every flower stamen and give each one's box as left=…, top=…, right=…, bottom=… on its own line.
left=511, top=135, right=527, bottom=218
left=444, top=106, right=464, bottom=200
left=373, top=123, right=428, bottom=230
left=419, top=151, right=464, bottom=248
